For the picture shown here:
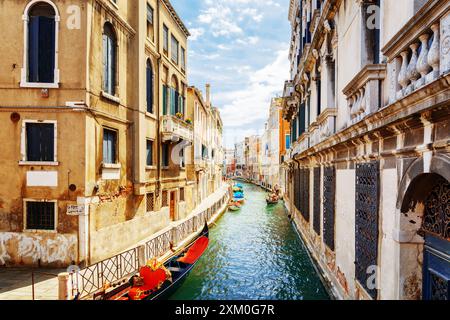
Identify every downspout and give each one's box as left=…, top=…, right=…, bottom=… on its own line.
left=156, top=0, right=162, bottom=199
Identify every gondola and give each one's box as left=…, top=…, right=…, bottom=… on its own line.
left=228, top=205, right=241, bottom=211
left=266, top=198, right=279, bottom=205
left=95, top=223, right=209, bottom=301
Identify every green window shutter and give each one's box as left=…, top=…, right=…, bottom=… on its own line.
left=162, top=85, right=166, bottom=115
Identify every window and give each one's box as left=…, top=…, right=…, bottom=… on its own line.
left=162, top=84, right=168, bottom=115
left=146, top=60, right=153, bottom=113
left=103, top=128, right=117, bottom=164
left=25, top=122, right=55, bottom=162
left=146, top=140, right=153, bottom=166
left=180, top=147, right=185, bottom=168
left=181, top=47, right=186, bottom=70
left=146, top=192, right=154, bottom=212
left=179, top=188, right=185, bottom=202
left=171, top=35, right=179, bottom=64
left=285, top=134, right=291, bottom=149
left=163, top=25, right=169, bottom=54
left=162, top=143, right=170, bottom=167
left=146, top=4, right=154, bottom=41
left=103, top=23, right=117, bottom=95
left=25, top=2, right=57, bottom=84
left=25, top=201, right=56, bottom=231
left=202, top=145, right=208, bottom=159
left=162, top=190, right=168, bottom=207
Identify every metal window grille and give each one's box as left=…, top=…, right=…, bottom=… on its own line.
left=26, top=201, right=55, bottom=230
left=313, top=167, right=321, bottom=235
left=323, top=166, right=336, bottom=251
left=146, top=193, right=154, bottom=212
left=162, top=190, right=168, bottom=207
left=355, top=161, right=380, bottom=299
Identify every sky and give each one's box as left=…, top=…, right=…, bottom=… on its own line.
left=170, top=0, right=291, bottom=149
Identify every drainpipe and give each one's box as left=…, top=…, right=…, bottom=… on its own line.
left=156, top=0, right=162, bottom=200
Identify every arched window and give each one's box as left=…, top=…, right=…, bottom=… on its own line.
left=103, top=23, right=117, bottom=95
left=146, top=59, right=153, bottom=113
left=21, top=0, right=60, bottom=87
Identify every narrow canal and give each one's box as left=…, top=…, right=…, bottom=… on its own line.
left=169, top=182, right=330, bottom=300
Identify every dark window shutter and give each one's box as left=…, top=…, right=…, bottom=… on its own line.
left=162, top=85, right=167, bottom=115
left=174, top=91, right=179, bottom=114
left=40, top=123, right=54, bottom=161
left=28, top=17, right=40, bottom=82
left=26, top=124, right=40, bottom=161
left=38, top=16, right=55, bottom=83
left=147, top=63, right=153, bottom=113
left=146, top=140, right=153, bottom=166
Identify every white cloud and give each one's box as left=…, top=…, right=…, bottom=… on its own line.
left=217, top=49, right=289, bottom=129
left=189, top=28, right=205, bottom=41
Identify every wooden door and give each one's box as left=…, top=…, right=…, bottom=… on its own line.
left=170, top=191, right=176, bottom=221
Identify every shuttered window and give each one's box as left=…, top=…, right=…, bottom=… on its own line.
left=163, top=25, right=169, bottom=53
left=181, top=47, right=186, bottom=70
left=103, top=128, right=117, bottom=164
left=103, top=23, right=116, bottom=95
left=26, top=123, right=55, bottom=162
left=146, top=60, right=153, bottom=113
left=147, top=4, right=153, bottom=24
left=162, top=143, right=170, bottom=167
left=162, top=85, right=168, bottom=115
left=28, top=4, right=56, bottom=83
left=26, top=201, right=55, bottom=230
left=146, top=140, right=153, bottom=166
left=171, top=35, right=179, bottom=64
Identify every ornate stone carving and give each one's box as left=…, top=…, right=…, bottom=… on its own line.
left=441, top=12, right=450, bottom=74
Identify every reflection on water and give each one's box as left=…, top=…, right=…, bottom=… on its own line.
left=169, top=182, right=330, bottom=300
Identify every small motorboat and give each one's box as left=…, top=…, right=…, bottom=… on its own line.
left=233, top=198, right=245, bottom=204
left=232, top=186, right=243, bottom=192
left=228, top=205, right=241, bottom=211
left=93, top=224, right=209, bottom=300
left=233, top=192, right=244, bottom=199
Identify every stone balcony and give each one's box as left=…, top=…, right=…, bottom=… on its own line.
left=382, top=0, right=450, bottom=106
left=161, top=115, right=194, bottom=143
left=343, top=64, right=386, bottom=128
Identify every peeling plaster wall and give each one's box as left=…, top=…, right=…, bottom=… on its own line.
left=0, top=232, right=77, bottom=267
left=89, top=205, right=170, bottom=263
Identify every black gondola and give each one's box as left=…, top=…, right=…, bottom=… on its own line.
left=94, top=223, right=209, bottom=300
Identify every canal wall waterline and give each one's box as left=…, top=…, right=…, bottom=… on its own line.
left=284, top=199, right=343, bottom=300
left=234, top=179, right=338, bottom=300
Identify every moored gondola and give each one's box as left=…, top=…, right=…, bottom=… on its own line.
left=94, top=223, right=209, bottom=300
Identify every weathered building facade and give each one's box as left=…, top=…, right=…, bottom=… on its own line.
left=0, top=0, right=219, bottom=268
left=186, top=85, right=224, bottom=207
left=261, top=97, right=291, bottom=191
left=282, top=0, right=449, bottom=299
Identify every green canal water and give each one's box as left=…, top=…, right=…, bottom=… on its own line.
left=169, top=182, right=330, bottom=300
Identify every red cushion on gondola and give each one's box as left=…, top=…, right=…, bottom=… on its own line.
left=128, top=266, right=168, bottom=300
left=177, top=236, right=209, bottom=264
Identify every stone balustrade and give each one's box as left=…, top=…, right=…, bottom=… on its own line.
left=343, top=64, right=386, bottom=127
left=161, top=115, right=194, bottom=142
left=383, top=1, right=450, bottom=105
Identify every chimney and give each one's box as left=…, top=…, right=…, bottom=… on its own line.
left=205, top=84, right=211, bottom=107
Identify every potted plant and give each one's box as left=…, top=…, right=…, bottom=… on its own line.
left=175, top=112, right=183, bottom=119
left=185, top=118, right=192, bottom=124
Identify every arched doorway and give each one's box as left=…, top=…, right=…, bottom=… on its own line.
left=399, top=171, right=449, bottom=300
left=421, top=177, right=449, bottom=300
